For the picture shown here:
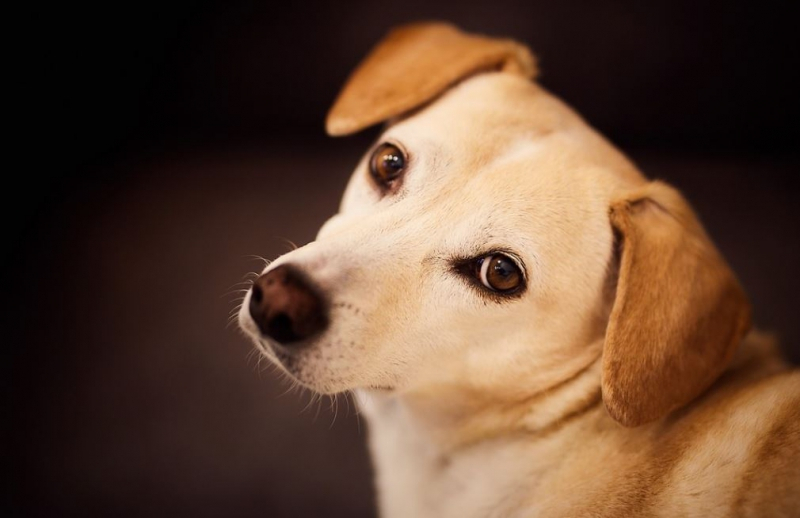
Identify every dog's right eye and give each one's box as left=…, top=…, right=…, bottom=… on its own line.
left=454, top=253, right=526, bottom=297
left=369, top=143, right=406, bottom=189
left=477, top=254, right=524, bottom=293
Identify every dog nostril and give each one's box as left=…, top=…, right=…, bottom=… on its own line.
left=251, top=284, right=263, bottom=304
left=267, top=313, right=299, bottom=343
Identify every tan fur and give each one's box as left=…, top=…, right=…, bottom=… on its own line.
left=240, top=22, right=800, bottom=517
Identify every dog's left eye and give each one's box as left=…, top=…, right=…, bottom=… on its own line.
left=369, top=143, right=406, bottom=189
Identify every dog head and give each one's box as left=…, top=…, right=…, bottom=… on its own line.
left=239, top=23, right=751, bottom=427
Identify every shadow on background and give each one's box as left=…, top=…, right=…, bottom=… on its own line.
left=7, top=1, right=800, bottom=516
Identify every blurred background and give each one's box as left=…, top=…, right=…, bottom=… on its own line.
left=7, top=1, right=800, bottom=516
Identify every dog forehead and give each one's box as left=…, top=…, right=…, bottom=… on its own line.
left=380, top=78, right=605, bottom=216
left=389, top=73, right=556, bottom=163
left=384, top=72, right=644, bottom=189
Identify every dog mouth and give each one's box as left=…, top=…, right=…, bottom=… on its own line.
left=241, top=266, right=395, bottom=393
left=252, top=330, right=349, bottom=391
left=255, top=335, right=304, bottom=372
left=256, top=335, right=397, bottom=394
left=365, top=385, right=395, bottom=392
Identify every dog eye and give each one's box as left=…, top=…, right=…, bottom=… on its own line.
left=476, top=254, right=523, bottom=293
left=369, top=143, right=406, bottom=188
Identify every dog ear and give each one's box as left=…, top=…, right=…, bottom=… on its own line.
left=326, top=22, right=536, bottom=136
left=602, top=181, right=751, bottom=427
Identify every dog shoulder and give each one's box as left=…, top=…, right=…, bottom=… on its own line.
left=650, top=334, right=800, bottom=517
left=729, top=368, right=800, bottom=517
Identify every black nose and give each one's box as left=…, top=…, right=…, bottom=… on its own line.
left=248, top=265, right=327, bottom=345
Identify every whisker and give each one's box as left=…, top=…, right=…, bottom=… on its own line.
left=245, top=348, right=259, bottom=363
left=278, top=237, right=300, bottom=252
left=245, top=255, right=273, bottom=269
left=330, top=394, right=340, bottom=428
left=277, top=382, right=297, bottom=398
left=229, top=297, right=246, bottom=311
left=301, top=391, right=318, bottom=416
left=222, top=288, right=251, bottom=299
left=228, top=306, right=244, bottom=319
left=344, top=391, right=352, bottom=419
left=227, top=279, right=256, bottom=289
left=227, top=315, right=241, bottom=326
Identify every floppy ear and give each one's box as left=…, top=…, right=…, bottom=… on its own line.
left=326, top=22, right=536, bottom=136
left=603, top=181, right=751, bottom=427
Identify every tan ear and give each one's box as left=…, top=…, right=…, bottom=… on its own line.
left=326, top=22, right=537, bottom=136
left=603, top=181, right=751, bottom=427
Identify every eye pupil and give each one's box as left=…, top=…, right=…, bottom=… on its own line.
left=479, top=254, right=522, bottom=292
left=370, top=143, right=406, bottom=187
left=494, top=260, right=510, bottom=276
left=383, top=154, right=402, bottom=168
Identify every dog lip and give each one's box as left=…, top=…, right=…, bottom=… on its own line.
left=259, top=336, right=298, bottom=357
left=367, top=385, right=395, bottom=392
left=258, top=334, right=320, bottom=367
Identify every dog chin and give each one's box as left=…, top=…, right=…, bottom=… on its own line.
left=252, top=338, right=341, bottom=393
left=256, top=338, right=398, bottom=395
left=240, top=307, right=394, bottom=394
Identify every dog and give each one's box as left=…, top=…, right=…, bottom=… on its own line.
left=239, top=23, right=800, bottom=517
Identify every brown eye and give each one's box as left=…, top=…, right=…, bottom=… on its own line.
left=478, top=254, right=523, bottom=293
left=369, top=143, right=406, bottom=187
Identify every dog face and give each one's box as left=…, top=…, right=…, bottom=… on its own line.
left=243, top=73, right=630, bottom=393
left=239, top=23, right=751, bottom=427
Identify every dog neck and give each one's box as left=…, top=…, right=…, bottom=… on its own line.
left=354, top=348, right=605, bottom=517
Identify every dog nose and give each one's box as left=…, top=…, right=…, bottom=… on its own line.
left=248, top=265, right=327, bottom=345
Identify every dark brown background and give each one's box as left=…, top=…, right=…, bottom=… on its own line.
left=7, top=1, right=800, bottom=517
